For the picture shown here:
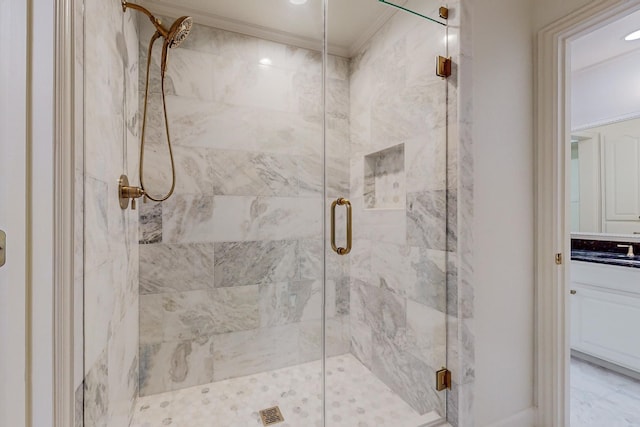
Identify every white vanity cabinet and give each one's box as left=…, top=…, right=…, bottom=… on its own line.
left=570, top=261, right=640, bottom=372
left=602, top=120, right=640, bottom=233
left=572, top=118, right=640, bottom=234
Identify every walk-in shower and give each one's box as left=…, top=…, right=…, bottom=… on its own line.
left=80, top=0, right=456, bottom=426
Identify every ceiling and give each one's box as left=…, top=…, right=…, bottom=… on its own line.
left=572, top=8, right=640, bottom=71
left=141, top=0, right=402, bottom=57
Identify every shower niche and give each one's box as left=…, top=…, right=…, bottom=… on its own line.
left=364, top=143, right=406, bottom=210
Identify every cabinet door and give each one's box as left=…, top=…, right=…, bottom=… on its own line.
left=603, top=122, right=640, bottom=224
left=571, top=284, right=640, bottom=372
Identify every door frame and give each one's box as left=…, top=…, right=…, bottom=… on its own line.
left=52, top=0, right=76, bottom=425
left=535, top=1, right=640, bottom=426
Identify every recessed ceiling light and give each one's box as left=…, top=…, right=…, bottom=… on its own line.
left=290, top=0, right=307, bottom=4
left=259, top=58, right=272, bottom=66
left=625, top=29, right=640, bottom=41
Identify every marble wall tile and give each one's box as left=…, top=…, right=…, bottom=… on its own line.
left=350, top=239, right=372, bottom=283
left=161, top=194, right=215, bottom=243
left=84, top=0, right=140, bottom=425
left=107, top=307, right=138, bottom=427
left=141, top=287, right=259, bottom=342
left=299, top=316, right=351, bottom=363
left=84, top=348, right=108, bottom=427
left=406, top=300, right=447, bottom=369
left=139, top=243, right=215, bottom=294
left=294, top=154, right=323, bottom=196
left=214, top=240, right=299, bottom=287
left=299, top=239, right=322, bottom=280
left=141, top=93, right=323, bottom=156
left=372, top=332, right=445, bottom=416
left=334, top=276, right=350, bottom=316
left=327, top=116, right=351, bottom=164
left=138, top=201, right=162, bottom=244
left=407, top=190, right=447, bottom=250
left=212, top=196, right=322, bottom=242
left=84, top=261, right=115, bottom=374
left=212, top=324, right=300, bottom=381
left=405, top=131, right=447, bottom=193
left=259, top=280, right=322, bottom=327
left=139, top=337, right=214, bottom=396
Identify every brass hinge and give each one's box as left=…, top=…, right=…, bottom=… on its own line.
left=436, top=368, right=452, bottom=391
left=436, top=56, right=452, bottom=78
left=555, top=253, right=563, bottom=265
left=439, top=6, right=449, bottom=19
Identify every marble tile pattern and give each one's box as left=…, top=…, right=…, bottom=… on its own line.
left=571, top=357, right=640, bottom=426
left=136, top=17, right=350, bottom=397
left=130, top=354, right=443, bottom=427
left=133, top=3, right=471, bottom=426
left=82, top=0, right=140, bottom=426
left=445, top=1, right=475, bottom=426
left=348, top=0, right=451, bottom=418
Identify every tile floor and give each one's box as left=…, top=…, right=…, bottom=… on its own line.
left=130, top=354, right=442, bottom=427
left=571, top=357, right=640, bottom=427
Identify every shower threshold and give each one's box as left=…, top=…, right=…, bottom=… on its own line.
left=129, top=354, right=442, bottom=427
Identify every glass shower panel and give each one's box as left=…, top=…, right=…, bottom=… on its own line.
left=133, top=1, right=326, bottom=426
left=82, top=0, right=326, bottom=426
left=325, top=0, right=449, bottom=424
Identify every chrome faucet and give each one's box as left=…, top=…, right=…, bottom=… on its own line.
left=617, top=244, right=635, bottom=257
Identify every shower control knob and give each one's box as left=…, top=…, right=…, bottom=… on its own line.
left=118, top=174, right=145, bottom=210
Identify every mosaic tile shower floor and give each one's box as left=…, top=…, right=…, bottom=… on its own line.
left=130, top=354, right=441, bottom=427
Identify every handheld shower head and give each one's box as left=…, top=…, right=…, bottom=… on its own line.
left=167, top=16, right=193, bottom=48
left=121, top=0, right=193, bottom=203
left=121, top=1, right=193, bottom=48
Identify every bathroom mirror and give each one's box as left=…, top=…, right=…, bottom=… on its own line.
left=570, top=117, right=640, bottom=237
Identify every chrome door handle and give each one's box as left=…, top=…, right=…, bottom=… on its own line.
left=331, top=198, right=352, bottom=255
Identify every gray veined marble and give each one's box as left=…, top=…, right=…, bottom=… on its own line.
left=407, top=190, right=447, bottom=250
left=212, top=323, right=300, bottom=381
left=259, top=280, right=322, bottom=327
left=299, top=316, right=351, bottom=363
left=214, top=240, right=299, bottom=287
left=372, top=331, right=445, bottom=416
left=138, top=201, right=162, bottom=244
left=141, top=286, right=259, bottom=343
left=212, top=196, right=322, bottom=242
left=139, top=243, right=215, bottom=294
left=161, top=194, right=215, bottom=244
left=84, top=348, right=108, bottom=427
left=139, top=337, right=214, bottom=396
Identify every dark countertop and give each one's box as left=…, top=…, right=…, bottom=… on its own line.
left=571, top=249, right=640, bottom=269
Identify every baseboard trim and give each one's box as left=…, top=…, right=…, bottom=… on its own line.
left=483, top=407, right=536, bottom=427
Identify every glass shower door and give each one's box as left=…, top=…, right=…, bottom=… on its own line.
left=325, top=0, right=450, bottom=424
left=81, top=0, right=451, bottom=425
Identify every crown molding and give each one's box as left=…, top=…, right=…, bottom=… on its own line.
left=139, top=0, right=406, bottom=58
left=139, top=0, right=350, bottom=57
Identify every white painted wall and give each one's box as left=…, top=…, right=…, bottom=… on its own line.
left=533, top=0, right=593, bottom=32
left=472, top=0, right=535, bottom=426
left=572, top=49, right=640, bottom=129
left=31, top=0, right=55, bottom=424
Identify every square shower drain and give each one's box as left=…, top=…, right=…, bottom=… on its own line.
left=259, top=406, right=284, bottom=425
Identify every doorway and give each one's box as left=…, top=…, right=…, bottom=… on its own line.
left=536, top=1, right=640, bottom=426
left=567, top=14, right=640, bottom=425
